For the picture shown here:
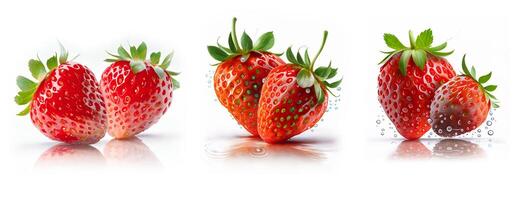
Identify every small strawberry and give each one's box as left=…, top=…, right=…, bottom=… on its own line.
left=15, top=45, right=107, bottom=144
left=378, top=29, right=456, bottom=140
left=429, top=55, right=498, bottom=137
left=257, top=31, right=341, bottom=143
left=207, top=17, right=285, bottom=136
left=101, top=42, right=180, bottom=139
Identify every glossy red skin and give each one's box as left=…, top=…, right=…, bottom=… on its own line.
left=30, top=63, right=107, bottom=144
left=378, top=54, right=455, bottom=140
left=100, top=61, right=172, bottom=139
left=430, top=76, right=490, bottom=137
left=258, top=64, right=328, bottom=143
left=214, top=52, right=284, bottom=136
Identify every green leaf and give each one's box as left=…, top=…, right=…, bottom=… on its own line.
left=461, top=55, right=470, bottom=76
left=118, top=46, right=131, bottom=59
left=304, top=49, right=311, bottom=66
left=411, top=49, right=427, bottom=69
left=479, top=72, right=492, bottom=84
left=137, top=42, right=147, bottom=60
left=15, top=89, right=34, bottom=105
left=159, top=52, right=174, bottom=69
left=378, top=51, right=396, bottom=65
left=228, top=33, right=237, bottom=53
left=46, top=54, right=58, bottom=70
left=153, top=66, right=166, bottom=79
left=17, top=105, right=30, bottom=116
left=484, top=85, right=497, bottom=91
left=296, top=51, right=305, bottom=65
left=327, top=67, right=338, bottom=79
left=167, top=70, right=180, bottom=76
left=28, top=59, right=47, bottom=80
left=325, top=78, right=342, bottom=88
left=286, top=47, right=298, bottom=64
left=398, top=50, right=411, bottom=76
left=104, top=58, right=119, bottom=62
left=415, top=29, right=433, bottom=48
left=130, top=60, right=146, bottom=73
left=16, top=76, right=37, bottom=91
left=130, top=46, right=138, bottom=59
left=171, top=77, right=180, bottom=90
left=240, top=32, right=253, bottom=52
left=296, top=68, right=314, bottom=88
left=384, top=33, right=406, bottom=50
left=428, top=42, right=447, bottom=52
left=253, top=32, right=274, bottom=51
left=430, top=50, right=454, bottom=57
left=59, top=43, right=68, bottom=64
left=313, top=81, right=325, bottom=104
left=207, top=46, right=228, bottom=61
left=150, top=52, right=161, bottom=65
left=470, top=66, right=476, bottom=78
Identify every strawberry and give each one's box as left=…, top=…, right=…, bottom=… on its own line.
left=15, top=45, right=107, bottom=144
left=378, top=29, right=456, bottom=140
left=429, top=55, right=498, bottom=137
left=101, top=42, right=180, bottom=139
left=257, top=31, right=341, bottom=143
left=207, top=17, right=284, bottom=136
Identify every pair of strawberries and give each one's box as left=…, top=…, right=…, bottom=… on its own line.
left=208, top=18, right=341, bottom=143
left=15, top=43, right=179, bottom=144
left=378, top=29, right=498, bottom=140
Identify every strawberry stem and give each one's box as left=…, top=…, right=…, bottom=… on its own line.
left=231, top=17, right=242, bottom=53
left=408, top=30, right=416, bottom=49
left=310, top=31, right=328, bottom=71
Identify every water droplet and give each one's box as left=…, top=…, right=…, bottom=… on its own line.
left=240, top=55, right=249, bottom=62
left=337, top=87, right=341, bottom=91
left=446, top=126, right=452, bottom=132
left=305, top=88, right=311, bottom=93
left=438, top=129, right=443, bottom=134
left=486, top=121, right=492, bottom=126
left=488, top=130, right=494, bottom=136
left=427, top=118, right=433, bottom=124
left=376, top=120, right=381, bottom=124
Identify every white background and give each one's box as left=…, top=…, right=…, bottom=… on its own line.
left=1, top=0, right=526, bottom=199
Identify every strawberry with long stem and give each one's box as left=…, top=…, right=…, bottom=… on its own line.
left=257, top=31, right=341, bottom=143
left=207, top=17, right=285, bottom=136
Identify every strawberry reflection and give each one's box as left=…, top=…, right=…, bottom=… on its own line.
left=207, top=136, right=326, bottom=160
left=433, top=139, right=485, bottom=158
left=34, top=144, right=106, bottom=169
left=103, top=136, right=162, bottom=168
left=391, top=139, right=484, bottom=160
left=391, top=140, right=432, bottom=159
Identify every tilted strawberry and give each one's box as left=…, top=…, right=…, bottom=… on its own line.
left=207, top=17, right=285, bottom=136
left=429, top=55, right=498, bottom=137
left=15, top=45, right=107, bottom=144
left=257, top=31, right=341, bottom=143
left=378, top=29, right=456, bottom=140
left=101, top=42, right=180, bottom=139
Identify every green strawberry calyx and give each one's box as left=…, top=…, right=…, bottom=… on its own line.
left=379, top=29, right=454, bottom=76
left=460, top=54, right=499, bottom=108
left=286, top=31, right=342, bottom=104
left=207, top=17, right=280, bottom=65
left=105, top=42, right=180, bottom=90
left=15, top=44, right=74, bottom=116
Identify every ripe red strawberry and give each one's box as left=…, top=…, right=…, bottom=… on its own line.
left=207, top=17, right=285, bottom=136
left=101, top=42, right=180, bottom=139
left=430, top=55, right=498, bottom=137
left=15, top=45, right=107, bottom=144
left=378, top=29, right=456, bottom=140
left=258, top=31, right=341, bottom=143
